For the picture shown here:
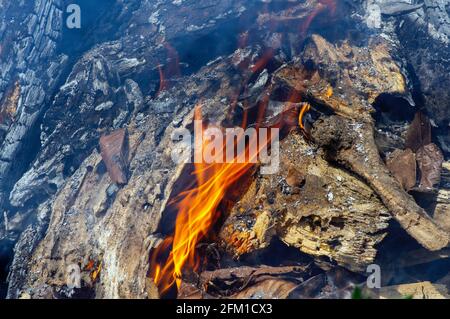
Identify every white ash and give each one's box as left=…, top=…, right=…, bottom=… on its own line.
left=327, top=191, right=334, bottom=202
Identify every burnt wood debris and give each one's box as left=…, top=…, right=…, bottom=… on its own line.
left=0, top=0, right=450, bottom=299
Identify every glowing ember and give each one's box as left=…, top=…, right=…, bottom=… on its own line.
left=326, top=85, right=333, bottom=98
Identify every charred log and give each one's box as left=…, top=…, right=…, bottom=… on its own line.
left=311, top=115, right=449, bottom=251
left=219, top=132, right=391, bottom=272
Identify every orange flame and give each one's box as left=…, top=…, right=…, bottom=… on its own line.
left=148, top=0, right=331, bottom=292
left=150, top=97, right=308, bottom=295
left=251, top=49, right=274, bottom=73
left=150, top=106, right=279, bottom=295
left=157, top=42, right=181, bottom=96
left=157, top=65, right=166, bottom=94
left=298, top=102, right=311, bottom=131
left=300, top=0, right=337, bottom=35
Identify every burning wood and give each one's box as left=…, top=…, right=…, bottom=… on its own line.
left=275, top=34, right=410, bottom=121
left=219, top=132, right=390, bottom=272
left=150, top=100, right=283, bottom=293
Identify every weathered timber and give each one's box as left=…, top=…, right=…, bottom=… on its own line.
left=311, top=116, right=449, bottom=251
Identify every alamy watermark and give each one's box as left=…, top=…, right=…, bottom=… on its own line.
left=169, top=120, right=280, bottom=175
left=366, top=264, right=381, bottom=289
left=66, top=4, right=81, bottom=29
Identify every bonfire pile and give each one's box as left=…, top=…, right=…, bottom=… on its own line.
left=2, top=0, right=450, bottom=299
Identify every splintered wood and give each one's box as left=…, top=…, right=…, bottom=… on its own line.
left=218, top=34, right=450, bottom=287
left=220, top=133, right=390, bottom=272
left=311, top=116, right=448, bottom=251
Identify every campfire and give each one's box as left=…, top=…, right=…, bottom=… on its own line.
left=1, top=0, right=450, bottom=300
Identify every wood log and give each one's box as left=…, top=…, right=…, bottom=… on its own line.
left=275, top=33, right=449, bottom=251
left=9, top=40, right=283, bottom=298
left=178, top=265, right=309, bottom=299
left=220, top=132, right=391, bottom=272
left=311, top=116, right=449, bottom=251
left=361, top=0, right=450, bottom=155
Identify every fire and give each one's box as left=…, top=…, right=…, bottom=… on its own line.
left=148, top=0, right=333, bottom=295
left=150, top=106, right=279, bottom=295
left=157, top=65, right=166, bottom=94
left=149, top=60, right=316, bottom=298
left=300, top=0, right=337, bottom=34
left=326, top=85, right=333, bottom=98
left=251, top=49, right=274, bottom=73
left=157, top=42, right=181, bottom=96
left=298, top=102, right=311, bottom=131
